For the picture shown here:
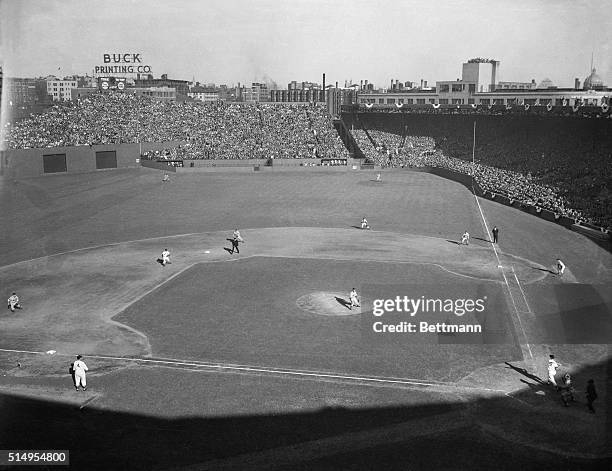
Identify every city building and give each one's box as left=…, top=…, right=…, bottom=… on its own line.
left=496, top=80, right=537, bottom=90
left=270, top=88, right=324, bottom=103
left=583, top=68, right=605, bottom=90
left=356, top=59, right=610, bottom=107
left=188, top=85, right=220, bottom=103
left=46, top=77, right=78, bottom=101
left=241, top=82, right=269, bottom=103
left=134, top=74, right=189, bottom=97
left=130, top=86, right=177, bottom=102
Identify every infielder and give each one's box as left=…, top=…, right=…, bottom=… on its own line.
left=556, top=258, right=566, bottom=276
left=230, top=229, right=243, bottom=254
left=161, top=248, right=171, bottom=266
left=162, top=173, right=170, bottom=182
left=7, top=292, right=22, bottom=312
left=349, top=288, right=360, bottom=310
left=461, top=231, right=470, bottom=245
left=73, top=355, right=88, bottom=391
left=361, top=217, right=370, bottom=230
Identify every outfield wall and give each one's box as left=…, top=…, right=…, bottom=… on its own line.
left=2, top=141, right=185, bottom=179
left=145, top=157, right=359, bottom=173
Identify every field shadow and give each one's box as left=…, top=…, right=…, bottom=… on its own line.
left=446, top=240, right=461, bottom=245
left=504, top=362, right=546, bottom=385
left=473, top=237, right=491, bottom=243
left=532, top=266, right=556, bottom=275
left=334, top=296, right=351, bottom=309
left=1, top=356, right=609, bottom=470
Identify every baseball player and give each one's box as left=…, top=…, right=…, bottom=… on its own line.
left=230, top=229, right=243, bottom=254
left=7, top=293, right=22, bottom=312
left=461, top=231, right=470, bottom=245
left=548, top=354, right=560, bottom=387
left=349, top=288, right=360, bottom=310
left=73, top=355, right=88, bottom=391
left=376, top=173, right=381, bottom=182
left=491, top=226, right=499, bottom=244
left=162, top=173, right=170, bottom=182
left=556, top=258, right=566, bottom=276
left=560, top=373, right=575, bottom=406
left=361, top=217, right=370, bottom=230
left=586, top=379, right=598, bottom=413
left=161, top=248, right=171, bottom=266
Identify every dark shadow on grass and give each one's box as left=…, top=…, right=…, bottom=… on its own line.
left=446, top=240, right=461, bottom=245
left=505, top=362, right=547, bottom=385
left=223, top=247, right=234, bottom=254
left=473, top=237, right=491, bottom=243
left=532, top=266, right=556, bottom=275
left=335, top=296, right=351, bottom=309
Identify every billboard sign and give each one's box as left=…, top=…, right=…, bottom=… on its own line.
left=98, top=76, right=127, bottom=91
left=94, top=53, right=152, bottom=75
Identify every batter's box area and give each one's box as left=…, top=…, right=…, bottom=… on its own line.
left=114, top=257, right=522, bottom=382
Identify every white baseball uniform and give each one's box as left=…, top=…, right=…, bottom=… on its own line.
left=548, top=358, right=559, bottom=386
left=73, top=359, right=88, bottom=388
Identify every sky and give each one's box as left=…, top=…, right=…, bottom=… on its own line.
left=1, top=0, right=611, bottom=89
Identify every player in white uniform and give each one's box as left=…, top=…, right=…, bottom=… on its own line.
left=161, top=248, right=170, bottom=266
left=548, top=354, right=560, bottom=387
left=361, top=217, right=370, bottom=230
left=349, top=288, right=360, bottom=310
left=556, top=258, right=566, bottom=276
left=461, top=231, right=470, bottom=245
left=162, top=173, right=170, bottom=182
left=73, top=355, right=89, bottom=391
left=7, top=293, right=22, bottom=312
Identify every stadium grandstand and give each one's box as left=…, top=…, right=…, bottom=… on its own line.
left=342, top=107, right=612, bottom=229
left=4, top=91, right=611, bottom=230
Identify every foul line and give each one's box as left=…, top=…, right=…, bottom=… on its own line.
left=472, top=194, right=534, bottom=362
left=0, top=348, right=508, bottom=394
left=511, top=266, right=533, bottom=314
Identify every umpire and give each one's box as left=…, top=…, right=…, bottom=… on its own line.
left=492, top=226, right=499, bottom=244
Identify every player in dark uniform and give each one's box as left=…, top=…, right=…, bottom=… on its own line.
left=492, top=226, right=499, bottom=244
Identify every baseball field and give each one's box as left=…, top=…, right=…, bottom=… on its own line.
left=0, top=167, right=610, bottom=470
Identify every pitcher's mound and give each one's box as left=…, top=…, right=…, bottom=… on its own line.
left=296, top=291, right=360, bottom=316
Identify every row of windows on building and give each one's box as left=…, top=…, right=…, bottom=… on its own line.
left=360, top=97, right=604, bottom=106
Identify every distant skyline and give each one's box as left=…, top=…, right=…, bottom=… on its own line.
left=1, top=0, right=610, bottom=89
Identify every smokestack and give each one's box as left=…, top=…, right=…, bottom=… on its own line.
left=335, top=81, right=338, bottom=89
left=322, top=73, right=325, bottom=102
left=360, top=80, right=363, bottom=90
left=423, top=80, right=428, bottom=88
left=420, top=79, right=423, bottom=88
left=574, top=78, right=580, bottom=90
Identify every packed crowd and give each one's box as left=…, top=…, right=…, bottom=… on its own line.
left=353, top=125, right=609, bottom=227
left=7, top=92, right=349, bottom=161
